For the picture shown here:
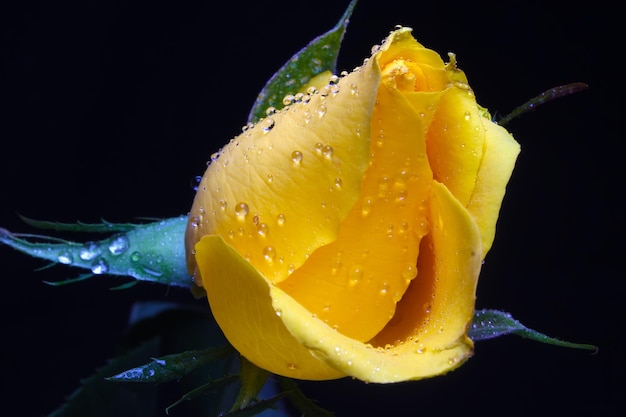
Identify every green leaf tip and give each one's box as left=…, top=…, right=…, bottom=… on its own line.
left=106, top=346, right=233, bottom=384
left=1, top=215, right=193, bottom=288
left=469, top=309, right=598, bottom=352
left=498, top=82, right=589, bottom=126
left=247, top=0, right=359, bottom=124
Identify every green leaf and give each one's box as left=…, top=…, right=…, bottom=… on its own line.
left=106, top=347, right=232, bottom=384
left=247, top=0, right=359, bottom=124
left=469, top=309, right=597, bottom=351
left=48, top=338, right=160, bottom=417
left=1, top=215, right=192, bottom=287
left=498, top=82, right=588, bottom=126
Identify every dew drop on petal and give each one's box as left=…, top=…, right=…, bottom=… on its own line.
left=262, top=118, right=275, bottom=133
left=402, top=264, right=417, bottom=280
left=291, top=151, right=303, bottom=163
left=348, top=265, right=363, bottom=286
left=257, top=223, right=269, bottom=236
left=282, top=94, right=296, bottom=106
left=263, top=246, right=277, bottom=261
left=317, top=103, right=327, bottom=117
left=234, top=202, right=249, bottom=217
left=276, top=213, right=286, bottom=225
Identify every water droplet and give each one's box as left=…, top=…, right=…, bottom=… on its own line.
left=57, top=252, right=73, bottom=265
left=314, top=142, right=324, bottom=153
left=287, top=363, right=296, bottom=369
left=91, top=258, right=109, bottom=275
left=380, top=283, right=389, bottom=295
left=402, top=264, right=417, bottom=280
left=464, top=111, right=471, bottom=121
left=265, top=106, right=277, bottom=116
left=377, top=175, right=392, bottom=195
left=317, top=103, right=327, bottom=117
left=191, top=175, right=202, bottom=191
left=79, top=243, right=101, bottom=261
left=130, top=251, right=141, bottom=262
left=395, top=189, right=408, bottom=202
left=361, top=198, right=373, bottom=217
left=348, top=265, right=363, bottom=286
left=276, top=213, right=286, bottom=225
left=329, top=74, right=340, bottom=84
left=291, top=151, right=303, bottom=163
left=257, top=223, right=269, bottom=236
left=234, top=202, right=249, bottom=217
left=262, top=118, right=275, bottom=133
left=108, top=234, right=130, bottom=255
left=423, top=303, right=432, bottom=314
left=282, top=94, right=296, bottom=106
left=218, top=199, right=228, bottom=210
left=275, top=308, right=282, bottom=317
left=334, top=177, right=342, bottom=188
left=263, top=246, right=277, bottom=261
left=321, top=145, right=333, bottom=157
left=349, top=83, right=359, bottom=95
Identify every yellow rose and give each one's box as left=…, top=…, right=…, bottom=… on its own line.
left=185, top=27, right=520, bottom=383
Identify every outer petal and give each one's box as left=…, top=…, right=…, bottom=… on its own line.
left=186, top=58, right=380, bottom=284
left=276, top=181, right=482, bottom=382
left=194, top=234, right=344, bottom=381
left=466, top=119, right=520, bottom=256
left=277, top=59, right=433, bottom=343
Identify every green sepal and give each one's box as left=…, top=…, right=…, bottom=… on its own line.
left=165, top=375, right=240, bottom=415
left=222, top=393, right=290, bottom=417
left=1, top=215, right=192, bottom=288
left=230, top=356, right=272, bottom=412
left=106, top=346, right=233, bottom=384
left=18, top=214, right=139, bottom=233
left=278, top=377, right=336, bottom=417
left=469, top=309, right=597, bottom=351
left=247, top=0, right=359, bottom=124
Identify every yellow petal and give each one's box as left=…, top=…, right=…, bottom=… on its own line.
left=276, top=181, right=482, bottom=382
left=277, top=60, right=433, bottom=343
left=425, top=85, right=486, bottom=207
left=194, top=234, right=344, bottom=380
left=186, top=58, right=380, bottom=284
left=466, top=119, right=520, bottom=256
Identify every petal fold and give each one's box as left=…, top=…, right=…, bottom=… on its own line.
left=194, top=234, right=344, bottom=380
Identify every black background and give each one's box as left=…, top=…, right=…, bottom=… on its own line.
left=1, top=1, right=622, bottom=416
